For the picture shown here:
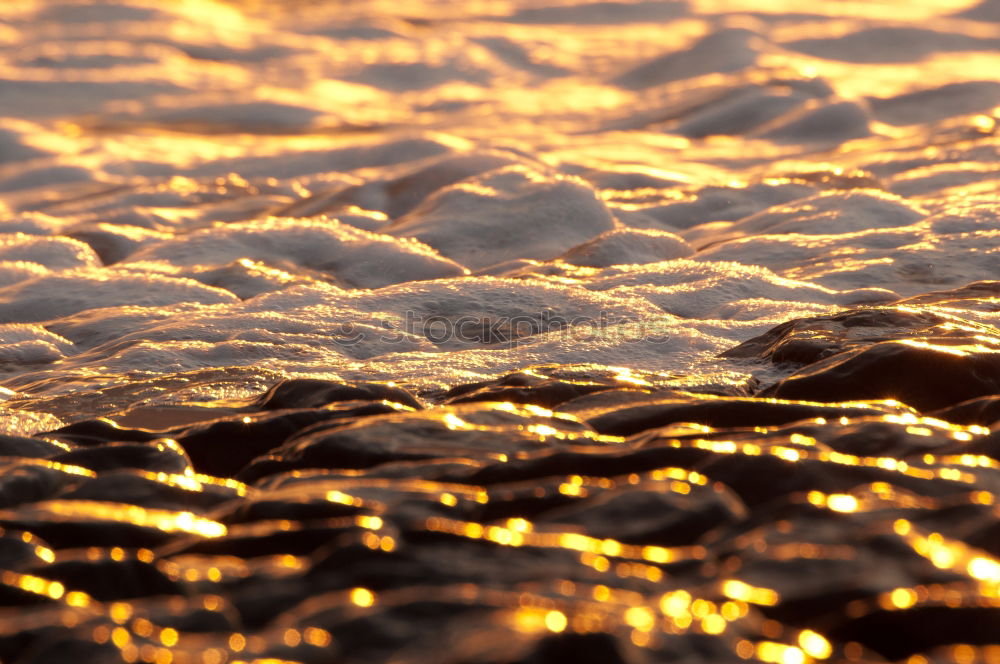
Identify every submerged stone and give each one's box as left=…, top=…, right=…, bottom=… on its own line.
left=760, top=339, right=1000, bottom=412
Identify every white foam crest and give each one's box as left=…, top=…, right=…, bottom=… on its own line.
left=0, top=0, right=997, bottom=404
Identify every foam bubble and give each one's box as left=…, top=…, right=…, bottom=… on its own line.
left=390, top=166, right=616, bottom=269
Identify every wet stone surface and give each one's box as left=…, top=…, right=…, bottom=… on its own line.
left=0, top=292, right=999, bottom=663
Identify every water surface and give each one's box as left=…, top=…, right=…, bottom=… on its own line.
left=1, top=1, right=1000, bottom=662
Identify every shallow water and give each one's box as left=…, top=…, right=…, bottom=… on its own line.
left=1, top=0, right=1000, bottom=662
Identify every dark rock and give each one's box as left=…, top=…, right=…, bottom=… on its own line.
left=308, top=597, right=491, bottom=662
left=964, top=429, right=1000, bottom=460
left=520, top=632, right=635, bottom=664
left=930, top=395, right=1000, bottom=426
left=586, top=395, right=906, bottom=436
left=720, top=306, right=949, bottom=364
left=307, top=537, right=440, bottom=590
left=2, top=632, right=118, bottom=664
left=535, top=482, right=746, bottom=546
left=0, top=461, right=91, bottom=508
left=828, top=606, right=1000, bottom=660
left=238, top=404, right=590, bottom=482
left=820, top=419, right=959, bottom=457
left=760, top=339, right=1000, bottom=412
left=26, top=552, right=181, bottom=601
left=442, top=371, right=617, bottom=407
left=555, top=388, right=663, bottom=416
left=459, top=442, right=714, bottom=486
left=173, top=401, right=406, bottom=477
left=0, top=528, right=53, bottom=570
left=4, top=292, right=1000, bottom=663
left=48, top=438, right=192, bottom=474
left=54, top=470, right=236, bottom=512
left=696, top=453, right=870, bottom=507
left=252, top=378, right=422, bottom=411
left=0, top=434, right=70, bottom=459
left=40, top=418, right=161, bottom=446
left=134, top=596, right=240, bottom=632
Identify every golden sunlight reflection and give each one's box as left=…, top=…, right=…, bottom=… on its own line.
left=721, top=580, right=780, bottom=606
left=2, top=0, right=1000, bottom=661
left=422, top=514, right=705, bottom=567
left=798, top=630, right=833, bottom=660
left=1, top=571, right=64, bottom=600
left=350, top=587, right=376, bottom=608
left=756, top=641, right=807, bottom=664
left=890, top=521, right=1000, bottom=600
left=544, top=609, right=568, bottom=633
left=26, top=501, right=228, bottom=538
